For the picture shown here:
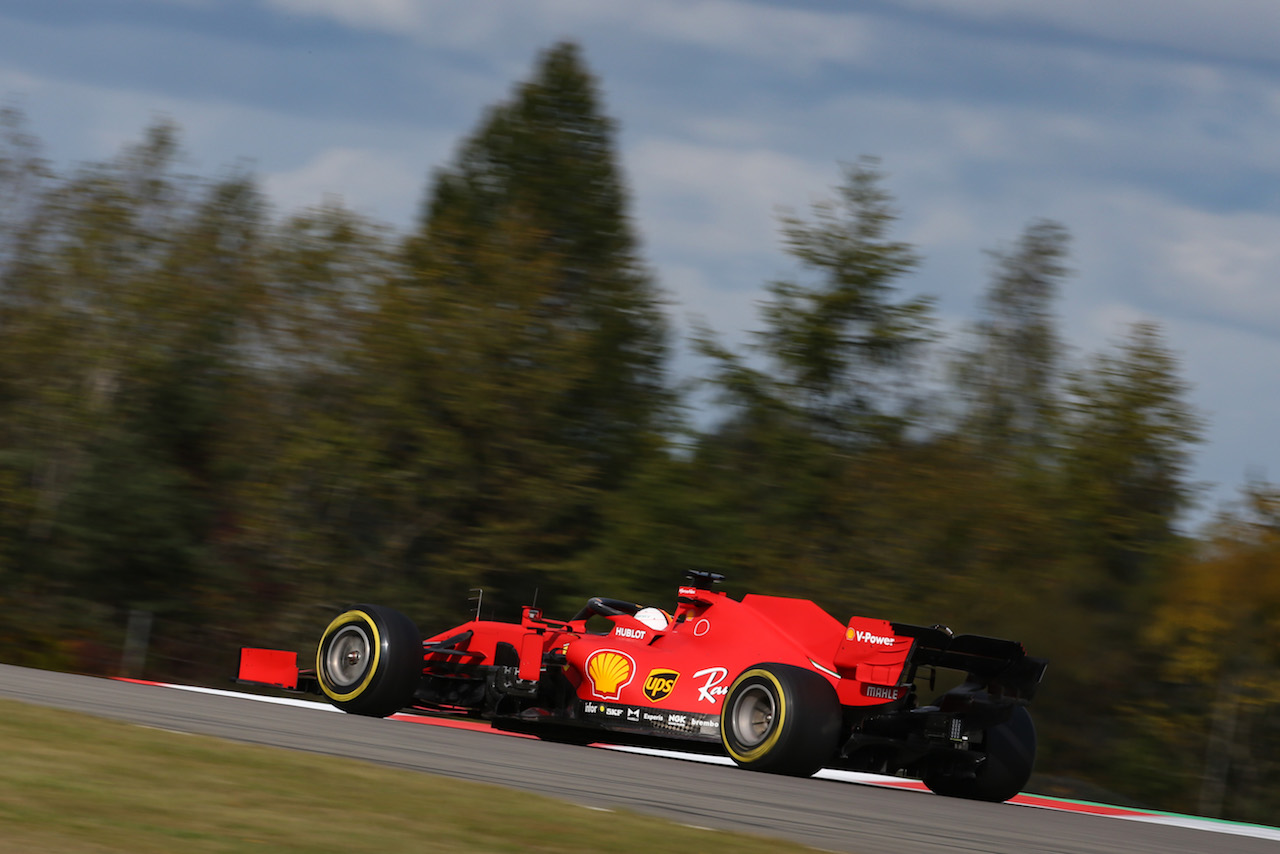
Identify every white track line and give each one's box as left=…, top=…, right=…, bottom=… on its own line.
left=129, top=680, right=340, bottom=711
left=1117, top=815, right=1280, bottom=842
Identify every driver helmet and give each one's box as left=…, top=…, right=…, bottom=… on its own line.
left=633, top=607, right=672, bottom=631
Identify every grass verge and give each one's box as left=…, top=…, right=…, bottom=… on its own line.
left=0, top=698, right=820, bottom=854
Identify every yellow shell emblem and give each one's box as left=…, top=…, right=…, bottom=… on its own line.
left=586, top=649, right=635, bottom=700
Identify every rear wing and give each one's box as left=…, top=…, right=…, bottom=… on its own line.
left=892, top=623, right=1048, bottom=702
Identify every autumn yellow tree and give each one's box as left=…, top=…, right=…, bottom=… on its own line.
left=1147, top=486, right=1280, bottom=819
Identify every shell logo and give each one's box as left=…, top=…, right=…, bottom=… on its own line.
left=585, top=649, right=636, bottom=700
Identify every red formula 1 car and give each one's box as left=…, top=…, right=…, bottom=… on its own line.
left=239, top=572, right=1047, bottom=802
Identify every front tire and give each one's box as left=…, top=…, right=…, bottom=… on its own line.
left=924, top=706, right=1036, bottom=802
left=720, top=663, right=840, bottom=777
left=316, top=604, right=421, bottom=717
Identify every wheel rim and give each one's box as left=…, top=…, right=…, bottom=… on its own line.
left=324, top=624, right=373, bottom=688
left=731, top=683, right=776, bottom=747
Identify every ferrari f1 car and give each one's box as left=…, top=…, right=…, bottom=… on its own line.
left=239, top=571, right=1047, bottom=802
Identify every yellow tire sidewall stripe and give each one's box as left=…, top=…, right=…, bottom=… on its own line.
left=317, top=609, right=383, bottom=703
left=722, top=668, right=787, bottom=764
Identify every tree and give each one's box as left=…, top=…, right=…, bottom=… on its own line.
left=330, top=41, right=679, bottom=615
left=1146, top=485, right=1280, bottom=820
left=928, top=221, right=1077, bottom=617
left=0, top=119, right=276, bottom=613
left=0, top=107, right=52, bottom=588
left=0, top=106, right=51, bottom=275
left=358, top=204, right=603, bottom=615
left=412, top=41, right=672, bottom=489
left=209, top=198, right=407, bottom=635
left=1015, top=322, right=1205, bottom=796
left=1063, top=321, right=1205, bottom=588
left=746, top=158, right=935, bottom=443
left=685, top=161, right=936, bottom=603
left=955, top=219, right=1070, bottom=459
left=697, top=159, right=934, bottom=444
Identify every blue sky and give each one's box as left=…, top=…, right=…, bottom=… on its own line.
left=3, top=0, right=1280, bottom=526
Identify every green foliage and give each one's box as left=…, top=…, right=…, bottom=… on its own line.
left=681, top=161, right=939, bottom=614
left=368, top=207, right=603, bottom=614
left=199, top=43, right=677, bottom=628
left=706, top=158, right=934, bottom=444
left=416, top=41, right=672, bottom=488
left=1151, top=486, right=1280, bottom=701
left=955, top=219, right=1070, bottom=458
left=1063, top=322, right=1205, bottom=588
left=1136, top=486, right=1280, bottom=819
left=0, top=119, right=264, bottom=615
left=212, top=200, right=406, bottom=624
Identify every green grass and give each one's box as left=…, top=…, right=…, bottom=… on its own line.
left=0, top=699, right=820, bottom=853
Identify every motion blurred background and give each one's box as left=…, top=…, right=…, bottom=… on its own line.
left=1, top=2, right=1278, bottom=826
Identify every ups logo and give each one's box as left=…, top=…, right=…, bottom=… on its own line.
left=643, top=669, right=680, bottom=702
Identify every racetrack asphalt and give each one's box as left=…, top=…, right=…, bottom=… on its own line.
left=1, top=664, right=1274, bottom=854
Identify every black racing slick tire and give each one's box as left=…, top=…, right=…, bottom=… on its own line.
left=720, top=663, right=841, bottom=777
left=316, top=604, right=422, bottom=718
left=924, top=706, right=1037, bottom=803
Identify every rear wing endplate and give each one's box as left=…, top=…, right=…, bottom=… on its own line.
left=891, top=623, right=1048, bottom=701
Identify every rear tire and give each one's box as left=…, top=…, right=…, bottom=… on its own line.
left=316, top=604, right=421, bottom=717
left=720, top=663, right=840, bottom=777
left=924, top=706, right=1036, bottom=802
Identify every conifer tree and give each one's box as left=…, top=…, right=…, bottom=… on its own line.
left=700, top=158, right=934, bottom=445
left=411, top=41, right=671, bottom=488
left=314, top=42, right=677, bottom=614
left=956, top=219, right=1070, bottom=460
left=687, top=161, right=935, bottom=603
left=1063, top=321, right=1205, bottom=586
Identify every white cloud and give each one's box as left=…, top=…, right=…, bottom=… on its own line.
left=265, top=0, right=428, bottom=32
left=1155, top=209, right=1280, bottom=327
left=602, top=0, right=872, bottom=67
left=1049, top=188, right=1280, bottom=336
left=1082, top=302, right=1157, bottom=341
left=262, top=146, right=425, bottom=223
left=884, top=0, right=1280, bottom=64
left=0, top=69, right=46, bottom=101
left=904, top=200, right=983, bottom=254
left=265, top=0, right=873, bottom=68
left=662, top=263, right=760, bottom=344
left=265, top=0, right=1278, bottom=75
left=0, top=66, right=447, bottom=226
left=628, top=136, right=829, bottom=257
left=1159, top=314, right=1280, bottom=513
